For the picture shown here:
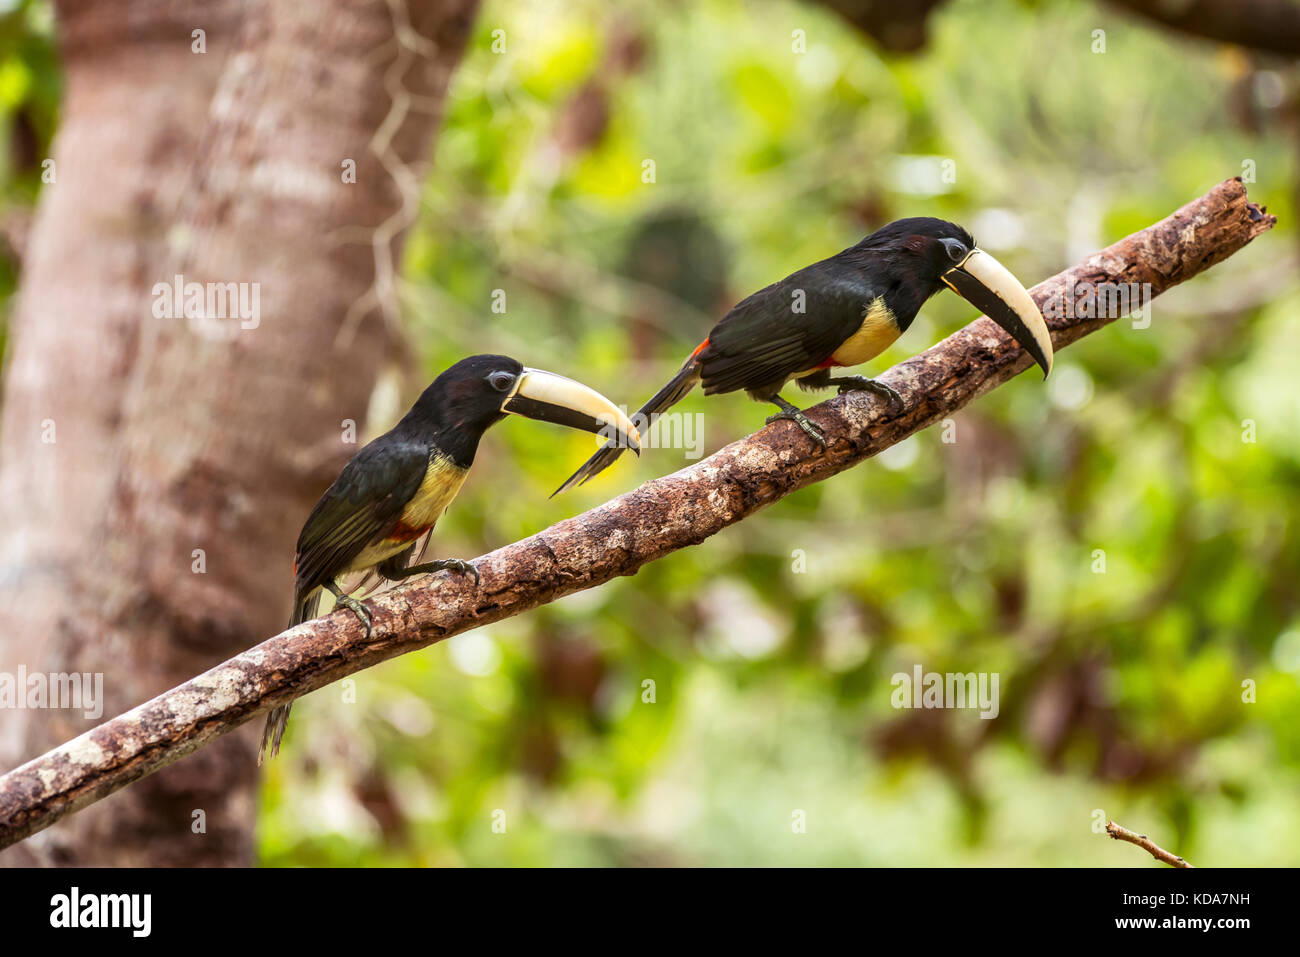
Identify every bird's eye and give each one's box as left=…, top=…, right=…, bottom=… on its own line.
left=487, top=371, right=515, bottom=392
left=941, top=238, right=968, bottom=264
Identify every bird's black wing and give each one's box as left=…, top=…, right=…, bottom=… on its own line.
left=292, top=437, right=429, bottom=596
left=698, top=260, right=877, bottom=395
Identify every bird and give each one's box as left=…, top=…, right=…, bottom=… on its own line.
left=553, top=217, right=1053, bottom=495
left=260, top=354, right=640, bottom=763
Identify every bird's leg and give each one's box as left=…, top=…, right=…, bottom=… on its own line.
left=325, top=580, right=372, bottom=638
left=765, top=395, right=827, bottom=447
left=384, top=557, right=480, bottom=586
left=826, top=375, right=903, bottom=411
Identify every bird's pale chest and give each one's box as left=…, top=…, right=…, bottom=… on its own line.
left=400, top=453, right=469, bottom=530
left=792, top=297, right=901, bottom=378
left=348, top=453, right=469, bottom=570
left=830, top=297, right=901, bottom=366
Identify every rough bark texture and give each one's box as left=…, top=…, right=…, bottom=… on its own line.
left=0, top=0, right=479, bottom=866
left=0, top=178, right=1275, bottom=852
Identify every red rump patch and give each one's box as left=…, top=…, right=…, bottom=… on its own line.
left=389, top=521, right=431, bottom=543
left=690, top=337, right=710, bottom=358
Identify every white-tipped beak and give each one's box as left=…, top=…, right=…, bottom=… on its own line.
left=943, top=249, right=1053, bottom=378
left=503, top=369, right=641, bottom=453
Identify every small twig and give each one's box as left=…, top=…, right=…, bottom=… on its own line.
left=1106, top=820, right=1195, bottom=868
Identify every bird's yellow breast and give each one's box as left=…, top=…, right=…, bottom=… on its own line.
left=792, top=297, right=901, bottom=380
left=400, top=453, right=470, bottom=529
left=348, top=453, right=469, bottom=571
left=831, top=297, right=901, bottom=367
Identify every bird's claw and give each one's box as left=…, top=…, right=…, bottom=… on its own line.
left=446, top=559, right=481, bottom=585
left=336, top=594, right=373, bottom=639
left=835, top=376, right=903, bottom=412
left=766, top=409, right=827, bottom=448
left=428, top=558, right=480, bottom=586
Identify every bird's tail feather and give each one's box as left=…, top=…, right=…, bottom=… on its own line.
left=552, top=360, right=702, bottom=496
left=258, top=589, right=321, bottom=765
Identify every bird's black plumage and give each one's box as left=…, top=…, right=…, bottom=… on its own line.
left=553, top=216, right=1050, bottom=496
left=291, top=439, right=431, bottom=599
left=263, top=354, right=642, bottom=762
left=697, top=262, right=876, bottom=395
left=289, top=356, right=520, bottom=599
left=697, top=218, right=973, bottom=396
left=264, top=357, right=523, bottom=762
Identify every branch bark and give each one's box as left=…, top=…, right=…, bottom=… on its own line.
left=816, top=0, right=1300, bottom=57
left=1106, top=0, right=1300, bottom=57
left=0, top=178, right=1275, bottom=852
left=1106, top=820, right=1195, bottom=868
left=807, top=0, right=951, bottom=53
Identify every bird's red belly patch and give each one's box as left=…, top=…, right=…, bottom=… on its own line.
left=388, top=521, right=432, bottom=543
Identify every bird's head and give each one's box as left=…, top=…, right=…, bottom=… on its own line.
left=407, top=354, right=641, bottom=464
left=854, top=217, right=1053, bottom=377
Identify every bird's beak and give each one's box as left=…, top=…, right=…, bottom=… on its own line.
left=942, top=249, right=1053, bottom=378
left=501, top=369, right=641, bottom=454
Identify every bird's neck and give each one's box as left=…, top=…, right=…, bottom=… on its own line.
left=394, top=411, right=493, bottom=469
left=882, top=278, right=943, bottom=333
left=838, top=247, right=943, bottom=333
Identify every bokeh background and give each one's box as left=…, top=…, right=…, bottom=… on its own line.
left=1, top=0, right=1298, bottom=865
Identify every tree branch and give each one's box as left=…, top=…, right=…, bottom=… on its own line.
left=1106, top=0, right=1300, bottom=58
left=808, top=0, right=950, bottom=53
left=1106, top=820, right=1195, bottom=868
left=0, top=178, right=1275, bottom=852
left=816, top=0, right=1300, bottom=57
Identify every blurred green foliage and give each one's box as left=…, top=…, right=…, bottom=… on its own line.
left=0, top=0, right=56, bottom=358
left=262, top=0, right=1300, bottom=866
left=4, top=0, right=1297, bottom=865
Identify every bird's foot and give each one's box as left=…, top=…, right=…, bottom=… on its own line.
left=335, top=593, right=373, bottom=639
left=766, top=408, right=827, bottom=447
left=830, top=375, right=903, bottom=412
left=423, top=558, right=481, bottom=586
left=399, top=558, right=481, bottom=586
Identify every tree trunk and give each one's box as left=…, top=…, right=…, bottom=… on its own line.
left=0, top=0, right=478, bottom=866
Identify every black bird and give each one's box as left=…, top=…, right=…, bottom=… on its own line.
left=261, top=355, right=640, bottom=763
left=554, top=217, right=1052, bottom=494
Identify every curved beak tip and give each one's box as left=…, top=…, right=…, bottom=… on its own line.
left=945, top=248, right=1054, bottom=383
left=504, top=369, right=641, bottom=454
